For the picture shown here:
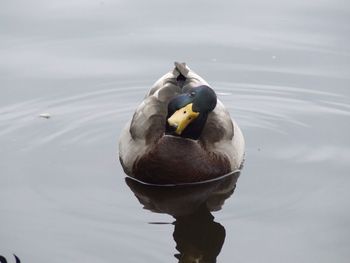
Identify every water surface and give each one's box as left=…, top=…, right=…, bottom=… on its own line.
left=1, top=0, right=349, bottom=262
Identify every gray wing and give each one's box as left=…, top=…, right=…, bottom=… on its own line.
left=200, top=100, right=234, bottom=144
left=129, top=96, right=167, bottom=144
left=200, top=100, right=245, bottom=170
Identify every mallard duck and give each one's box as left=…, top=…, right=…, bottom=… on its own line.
left=119, top=62, right=245, bottom=184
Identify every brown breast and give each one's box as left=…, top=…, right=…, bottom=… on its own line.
left=132, top=136, right=231, bottom=184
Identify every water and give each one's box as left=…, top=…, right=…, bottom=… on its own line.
left=1, top=0, right=349, bottom=262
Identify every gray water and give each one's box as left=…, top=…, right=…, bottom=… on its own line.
left=1, top=0, right=350, bottom=262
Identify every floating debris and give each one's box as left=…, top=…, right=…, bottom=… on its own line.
left=39, top=113, right=51, bottom=119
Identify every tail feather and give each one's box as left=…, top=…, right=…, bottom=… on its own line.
left=174, top=61, right=189, bottom=77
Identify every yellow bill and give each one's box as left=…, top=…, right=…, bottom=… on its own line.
left=167, top=103, right=199, bottom=135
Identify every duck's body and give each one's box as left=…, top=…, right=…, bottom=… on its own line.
left=119, top=62, right=244, bottom=184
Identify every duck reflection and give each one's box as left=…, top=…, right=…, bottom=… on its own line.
left=126, top=171, right=240, bottom=263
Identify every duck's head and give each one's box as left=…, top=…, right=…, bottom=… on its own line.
left=166, top=85, right=217, bottom=140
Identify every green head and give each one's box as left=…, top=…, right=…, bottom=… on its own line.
left=166, top=85, right=217, bottom=140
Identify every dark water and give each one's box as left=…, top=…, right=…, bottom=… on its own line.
left=1, top=0, right=350, bottom=262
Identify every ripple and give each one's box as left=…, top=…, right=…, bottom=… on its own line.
left=0, top=82, right=147, bottom=147
left=0, top=80, right=349, bottom=149
left=215, top=82, right=350, bottom=132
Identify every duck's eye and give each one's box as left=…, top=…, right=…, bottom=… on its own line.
left=183, top=111, right=187, bottom=114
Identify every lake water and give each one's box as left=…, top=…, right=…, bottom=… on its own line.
left=1, top=0, right=349, bottom=262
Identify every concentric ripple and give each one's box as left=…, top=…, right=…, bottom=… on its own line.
left=1, top=79, right=349, bottom=149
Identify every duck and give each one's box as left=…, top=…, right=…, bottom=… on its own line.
left=119, top=62, right=245, bottom=184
